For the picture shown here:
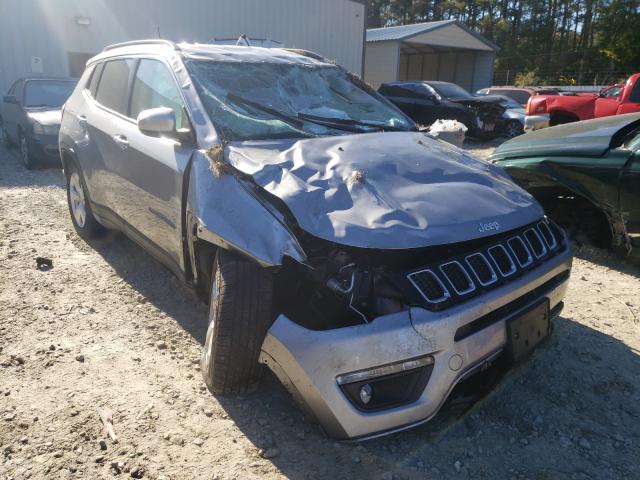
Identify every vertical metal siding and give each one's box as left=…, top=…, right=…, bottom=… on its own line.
left=364, top=41, right=400, bottom=88
left=471, top=52, right=494, bottom=91
left=0, top=0, right=365, bottom=94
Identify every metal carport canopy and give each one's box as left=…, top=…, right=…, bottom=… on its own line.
left=365, top=20, right=499, bottom=90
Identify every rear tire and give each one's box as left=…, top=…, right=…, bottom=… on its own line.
left=201, top=249, right=274, bottom=394
left=65, top=161, right=101, bottom=239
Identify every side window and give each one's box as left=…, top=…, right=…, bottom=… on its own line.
left=88, top=63, right=104, bottom=98
left=95, top=59, right=135, bottom=115
left=629, top=79, right=640, bottom=103
left=129, top=59, right=186, bottom=129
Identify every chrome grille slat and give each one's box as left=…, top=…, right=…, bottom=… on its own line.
left=507, top=236, right=533, bottom=268
left=407, top=269, right=450, bottom=304
left=524, top=228, right=547, bottom=258
left=537, top=221, right=557, bottom=250
left=465, top=253, right=498, bottom=286
left=439, top=261, right=475, bottom=295
left=488, top=245, right=517, bottom=277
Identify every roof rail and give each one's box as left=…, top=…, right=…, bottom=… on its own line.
left=102, top=39, right=179, bottom=52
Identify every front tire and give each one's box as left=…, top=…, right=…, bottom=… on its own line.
left=0, top=119, right=11, bottom=148
left=201, top=249, right=274, bottom=394
left=504, top=120, right=524, bottom=138
left=65, top=161, right=101, bottom=239
left=19, top=132, right=36, bottom=169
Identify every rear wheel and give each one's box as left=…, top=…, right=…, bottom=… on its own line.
left=66, top=161, right=101, bottom=239
left=201, top=249, right=274, bottom=394
left=19, top=132, right=36, bottom=169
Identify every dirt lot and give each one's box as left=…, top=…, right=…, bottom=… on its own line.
left=1, top=141, right=639, bottom=480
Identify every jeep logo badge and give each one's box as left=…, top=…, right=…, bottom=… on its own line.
left=479, top=221, right=500, bottom=233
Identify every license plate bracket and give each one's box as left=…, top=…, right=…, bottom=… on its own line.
left=506, top=299, right=550, bottom=362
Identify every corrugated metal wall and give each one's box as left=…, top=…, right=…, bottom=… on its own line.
left=363, top=41, right=400, bottom=88
left=395, top=50, right=494, bottom=91
left=0, top=0, right=365, bottom=93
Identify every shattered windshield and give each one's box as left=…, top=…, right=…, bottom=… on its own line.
left=186, top=60, right=415, bottom=141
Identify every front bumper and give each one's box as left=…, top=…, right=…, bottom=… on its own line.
left=28, top=133, right=61, bottom=166
left=260, top=245, right=572, bottom=440
left=524, top=114, right=550, bottom=131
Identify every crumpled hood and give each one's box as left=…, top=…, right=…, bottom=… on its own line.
left=226, top=132, right=543, bottom=249
left=26, top=108, right=62, bottom=126
left=492, top=112, right=640, bottom=160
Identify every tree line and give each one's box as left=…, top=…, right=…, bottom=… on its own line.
left=367, top=0, right=640, bottom=86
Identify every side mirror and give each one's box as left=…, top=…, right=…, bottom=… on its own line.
left=137, top=107, right=176, bottom=136
left=3, top=94, right=17, bottom=104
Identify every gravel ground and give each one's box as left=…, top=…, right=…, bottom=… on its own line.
left=1, top=141, right=639, bottom=480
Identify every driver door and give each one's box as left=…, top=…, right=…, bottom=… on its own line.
left=116, top=58, right=194, bottom=272
left=594, top=87, right=621, bottom=118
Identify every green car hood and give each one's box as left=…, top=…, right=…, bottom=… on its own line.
left=491, top=113, right=640, bottom=161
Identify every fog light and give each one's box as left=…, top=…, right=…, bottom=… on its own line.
left=359, top=384, right=372, bottom=405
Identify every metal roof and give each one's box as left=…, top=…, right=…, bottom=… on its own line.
left=366, top=20, right=499, bottom=51
left=367, top=20, right=454, bottom=42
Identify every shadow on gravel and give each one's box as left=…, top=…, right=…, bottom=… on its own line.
left=86, top=230, right=209, bottom=342
left=573, top=243, right=640, bottom=277
left=0, top=145, right=64, bottom=188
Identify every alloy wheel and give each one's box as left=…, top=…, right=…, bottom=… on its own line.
left=69, top=172, right=87, bottom=228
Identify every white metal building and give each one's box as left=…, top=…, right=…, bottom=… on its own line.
left=0, top=0, right=366, bottom=93
left=364, top=20, right=498, bottom=91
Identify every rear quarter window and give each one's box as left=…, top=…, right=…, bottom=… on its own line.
left=88, top=63, right=104, bottom=98
left=95, top=59, right=135, bottom=116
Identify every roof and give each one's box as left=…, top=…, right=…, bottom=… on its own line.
left=90, top=41, right=332, bottom=66
left=366, top=20, right=454, bottom=42
left=366, top=20, right=499, bottom=51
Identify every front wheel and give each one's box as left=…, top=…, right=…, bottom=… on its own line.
left=1, top=120, right=11, bottom=148
left=504, top=120, right=524, bottom=139
left=65, top=161, right=101, bottom=239
left=201, top=249, right=274, bottom=394
left=19, top=133, right=36, bottom=169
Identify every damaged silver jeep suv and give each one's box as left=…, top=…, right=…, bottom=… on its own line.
left=60, top=40, right=572, bottom=440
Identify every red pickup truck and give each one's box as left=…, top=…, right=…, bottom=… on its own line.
left=525, top=73, right=640, bottom=131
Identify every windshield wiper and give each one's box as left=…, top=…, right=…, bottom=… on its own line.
left=296, top=112, right=409, bottom=132
left=227, top=93, right=409, bottom=134
left=226, top=94, right=305, bottom=130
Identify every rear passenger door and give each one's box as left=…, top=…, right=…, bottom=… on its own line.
left=83, top=58, right=137, bottom=209
left=116, top=58, right=193, bottom=271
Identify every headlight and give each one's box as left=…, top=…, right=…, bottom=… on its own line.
left=32, top=122, right=58, bottom=135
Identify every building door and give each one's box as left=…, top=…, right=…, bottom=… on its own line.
left=68, top=52, right=96, bottom=78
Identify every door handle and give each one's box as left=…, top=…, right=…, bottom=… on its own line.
left=77, top=114, right=87, bottom=124
left=113, top=134, right=128, bottom=150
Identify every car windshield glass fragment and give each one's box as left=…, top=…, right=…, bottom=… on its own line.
left=24, top=81, right=76, bottom=108
left=186, top=60, right=414, bottom=141
left=430, top=83, right=472, bottom=99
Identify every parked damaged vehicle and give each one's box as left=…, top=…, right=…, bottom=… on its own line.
left=379, top=80, right=509, bottom=139
left=60, top=40, right=572, bottom=440
left=491, top=113, right=640, bottom=256
left=0, top=77, right=76, bottom=168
